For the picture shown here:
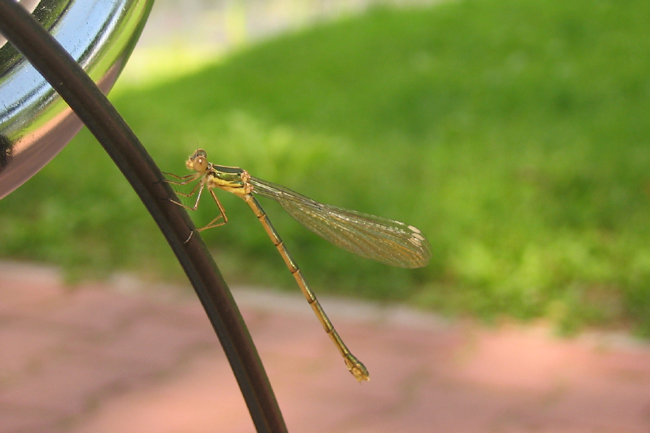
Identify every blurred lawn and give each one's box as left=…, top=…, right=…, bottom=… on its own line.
left=2, top=0, right=650, bottom=334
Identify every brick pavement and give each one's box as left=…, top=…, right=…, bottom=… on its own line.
left=1, top=260, right=650, bottom=432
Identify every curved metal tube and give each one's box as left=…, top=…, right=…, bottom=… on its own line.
left=0, top=0, right=153, bottom=198
left=0, top=2, right=288, bottom=432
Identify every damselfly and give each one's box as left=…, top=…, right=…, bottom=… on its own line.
left=165, top=149, right=431, bottom=381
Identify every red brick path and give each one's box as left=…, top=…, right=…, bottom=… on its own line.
left=1, top=261, right=650, bottom=433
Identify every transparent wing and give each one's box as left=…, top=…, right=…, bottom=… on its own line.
left=250, top=177, right=432, bottom=269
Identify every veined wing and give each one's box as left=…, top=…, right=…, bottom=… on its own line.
left=250, top=177, right=431, bottom=269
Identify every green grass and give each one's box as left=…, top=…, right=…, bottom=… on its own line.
left=2, top=0, right=650, bottom=334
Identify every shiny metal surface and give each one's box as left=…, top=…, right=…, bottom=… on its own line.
left=0, top=0, right=153, bottom=199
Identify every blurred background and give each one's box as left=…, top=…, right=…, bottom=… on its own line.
left=3, top=0, right=650, bottom=431
left=3, top=0, right=650, bottom=336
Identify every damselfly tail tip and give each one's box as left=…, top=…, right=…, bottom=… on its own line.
left=345, top=355, right=370, bottom=382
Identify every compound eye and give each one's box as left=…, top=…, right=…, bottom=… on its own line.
left=195, top=149, right=207, bottom=158
left=194, top=156, right=208, bottom=172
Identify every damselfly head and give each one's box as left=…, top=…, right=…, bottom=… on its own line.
left=186, top=149, right=209, bottom=173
